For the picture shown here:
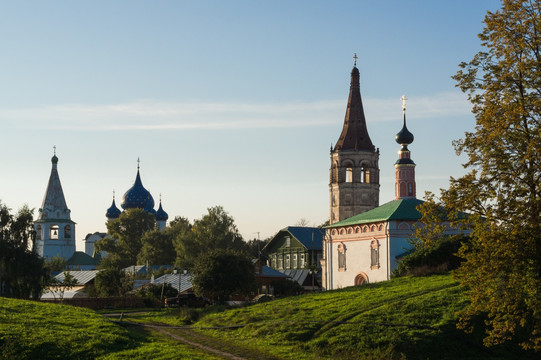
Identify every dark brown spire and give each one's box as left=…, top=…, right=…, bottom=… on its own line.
left=334, top=66, right=375, bottom=152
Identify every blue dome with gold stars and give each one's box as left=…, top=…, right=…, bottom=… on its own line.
left=106, top=197, right=122, bottom=219
left=121, top=168, right=155, bottom=211
left=155, top=201, right=169, bottom=221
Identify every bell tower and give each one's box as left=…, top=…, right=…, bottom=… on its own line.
left=329, top=55, right=380, bottom=224
left=394, top=95, right=416, bottom=199
left=34, top=148, right=76, bottom=260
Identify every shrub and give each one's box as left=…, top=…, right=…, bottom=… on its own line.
left=393, top=236, right=469, bottom=277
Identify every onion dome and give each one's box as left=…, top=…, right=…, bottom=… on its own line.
left=121, top=164, right=155, bottom=211
left=106, top=193, right=122, bottom=219
left=155, top=200, right=169, bottom=222
left=395, top=97, right=414, bottom=146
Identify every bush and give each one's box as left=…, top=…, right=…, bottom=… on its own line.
left=271, top=278, right=303, bottom=297
left=393, top=236, right=469, bottom=277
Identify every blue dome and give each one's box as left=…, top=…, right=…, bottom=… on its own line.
left=155, top=201, right=169, bottom=221
left=121, top=169, right=155, bottom=211
left=106, top=198, right=122, bottom=219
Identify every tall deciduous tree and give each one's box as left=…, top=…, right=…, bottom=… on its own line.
left=447, top=0, right=541, bottom=350
left=191, top=249, right=255, bottom=303
left=96, top=208, right=156, bottom=268
left=173, top=207, right=246, bottom=269
left=0, top=201, right=45, bottom=299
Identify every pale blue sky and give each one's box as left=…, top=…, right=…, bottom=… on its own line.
left=0, top=1, right=500, bottom=250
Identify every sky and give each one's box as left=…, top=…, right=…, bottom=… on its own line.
left=0, top=0, right=501, bottom=251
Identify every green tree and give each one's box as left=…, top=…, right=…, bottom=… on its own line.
left=173, top=207, right=246, bottom=269
left=0, top=202, right=45, bottom=299
left=138, top=228, right=176, bottom=266
left=191, top=249, right=255, bottom=303
left=446, top=0, right=541, bottom=350
left=96, top=208, right=156, bottom=268
left=93, top=267, right=132, bottom=297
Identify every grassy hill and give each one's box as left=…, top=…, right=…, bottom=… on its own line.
left=137, top=274, right=535, bottom=359
left=1, top=274, right=537, bottom=359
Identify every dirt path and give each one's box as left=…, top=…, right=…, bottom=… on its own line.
left=114, top=320, right=266, bottom=360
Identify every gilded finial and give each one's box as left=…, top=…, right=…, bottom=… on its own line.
left=137, top=157, right=140, bottom=170
left=353, top=53, right=358, bottom=67
left=401, top=95, right=408, bottom=113
left=53, top=145, right=56, bottom=156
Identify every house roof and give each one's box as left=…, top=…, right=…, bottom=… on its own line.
left=67, top=251, right=99, bottom=266
left=326, top=198, right=425, bottom=228
left=55, top=270, right=99, bottom=285
left=154, top=273, right=193, bottom=293
left=285, top=227, right=324, bottom=250
left=260, top=265, right=288, bottom=278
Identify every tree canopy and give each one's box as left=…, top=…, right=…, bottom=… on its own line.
left=95, top=208, right=156, bottom=268
left=0, top=201, right=44, bottom=299
left=445, top=0, right=541, bottom=350
left=191, top=249, right=255, bottom=303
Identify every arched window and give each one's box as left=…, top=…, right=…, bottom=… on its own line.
left=50, top=225, right=59, bottom=240
left=370, top=240, right=380, bottom=269
left=337, top=243, right=346, bottom=271
left=408, top=183, right=413, bottom=196
left=64, top=225, right=71, bottom=238
left=355, top=272, right=368, bottom=286
left=346, top=167, right=353, bottom=182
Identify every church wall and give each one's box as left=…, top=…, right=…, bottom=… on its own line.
left=324, top=222, right=389, bottom=289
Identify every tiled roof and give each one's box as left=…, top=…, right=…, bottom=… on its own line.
left=326, top=198, right=424, bottom=228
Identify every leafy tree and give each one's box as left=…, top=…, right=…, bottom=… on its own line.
left=48, top=272, right=77, bottom=303
left=138, top=228, right=176, bottom=266
left=445, top=0, right=541, bottom=350
left=95, top=208, right=156, bottom=268
left=0, top=202, right=45, bottom=299
left=244, top=237, right=269, bottom=259
left=174, top=207, right=246, bottom=269
left=93, top=267, right=132, bottom=297
left=191, top=249, right=255, bottom=303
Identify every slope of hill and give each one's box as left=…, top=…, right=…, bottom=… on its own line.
left=0, top=297, right=219, bottom=359
left=188, top=274, right=534, bottom=359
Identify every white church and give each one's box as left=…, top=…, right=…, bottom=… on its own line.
left=321, top=58, right=464, bottom=290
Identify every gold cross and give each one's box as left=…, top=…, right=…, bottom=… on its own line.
left=353, top=53, right=358, bottom=66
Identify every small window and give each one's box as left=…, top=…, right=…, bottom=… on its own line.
left=337, top=243, right=346, bottom=271
left=370, top=240, right=380, bottom=269
left=272, top=256, right=277, bottom=269
left=346, top=167, right=353, bottom=182
left=285, top=254, right=291, bottom=269
left=36, top=225, right=42, bottom=240
left=64, top=225, right=71, bottom=239
left=285, top=237, right=290, bottom=247
left=292, top=254, right=298, bottom=268
left=278, top=256, right=283, bottom=269
left=300, top=254, right=305, bottom=268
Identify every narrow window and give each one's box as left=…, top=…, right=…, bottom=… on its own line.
left=278, top=256, right=283, bottom=269
left=346, top=167, right=353, bottom=182
left=300, top=254, right=305, bottom=268
left=285, top=254, right=290, bottom=269
left=370, top=240, right=380, bottom=269
left=292, top=254, right=298, bottom=268
left=337, top=243, right=346, bottom=271
left=36, top=225, right=42, bottom=240
left=64, top=225, right=71, bottom=238
left=272, top=256, right=277, bottom=269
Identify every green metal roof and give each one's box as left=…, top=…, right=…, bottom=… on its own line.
left=67, top=251, right=99, bottom=266
left=325, top=198, right=425, bottom=228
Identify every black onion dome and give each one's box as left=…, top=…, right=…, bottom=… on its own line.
left=121, top=169, right=155, bottom=210
left=106, top=198, right=122, bottom=219
left=395, top=115, right=414, bottom=145
left=155, top=201, right=169, bottom=221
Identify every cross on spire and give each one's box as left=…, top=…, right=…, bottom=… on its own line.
left=401, top=95, right=408, bottom=113
left=137, top=157, right=140, bottom=170
left=53, top=145, right=56, bottom=155
left=353, top=53, right=358, bottom=66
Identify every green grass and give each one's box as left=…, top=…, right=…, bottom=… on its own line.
left=128, top=274, right=537, bottom=359
left=2, top=274, right=538, bottom=359
left=0, top=298, right=221, bottom=359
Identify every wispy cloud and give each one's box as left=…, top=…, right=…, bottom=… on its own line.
left=0, top=92, right=472, bottom=131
